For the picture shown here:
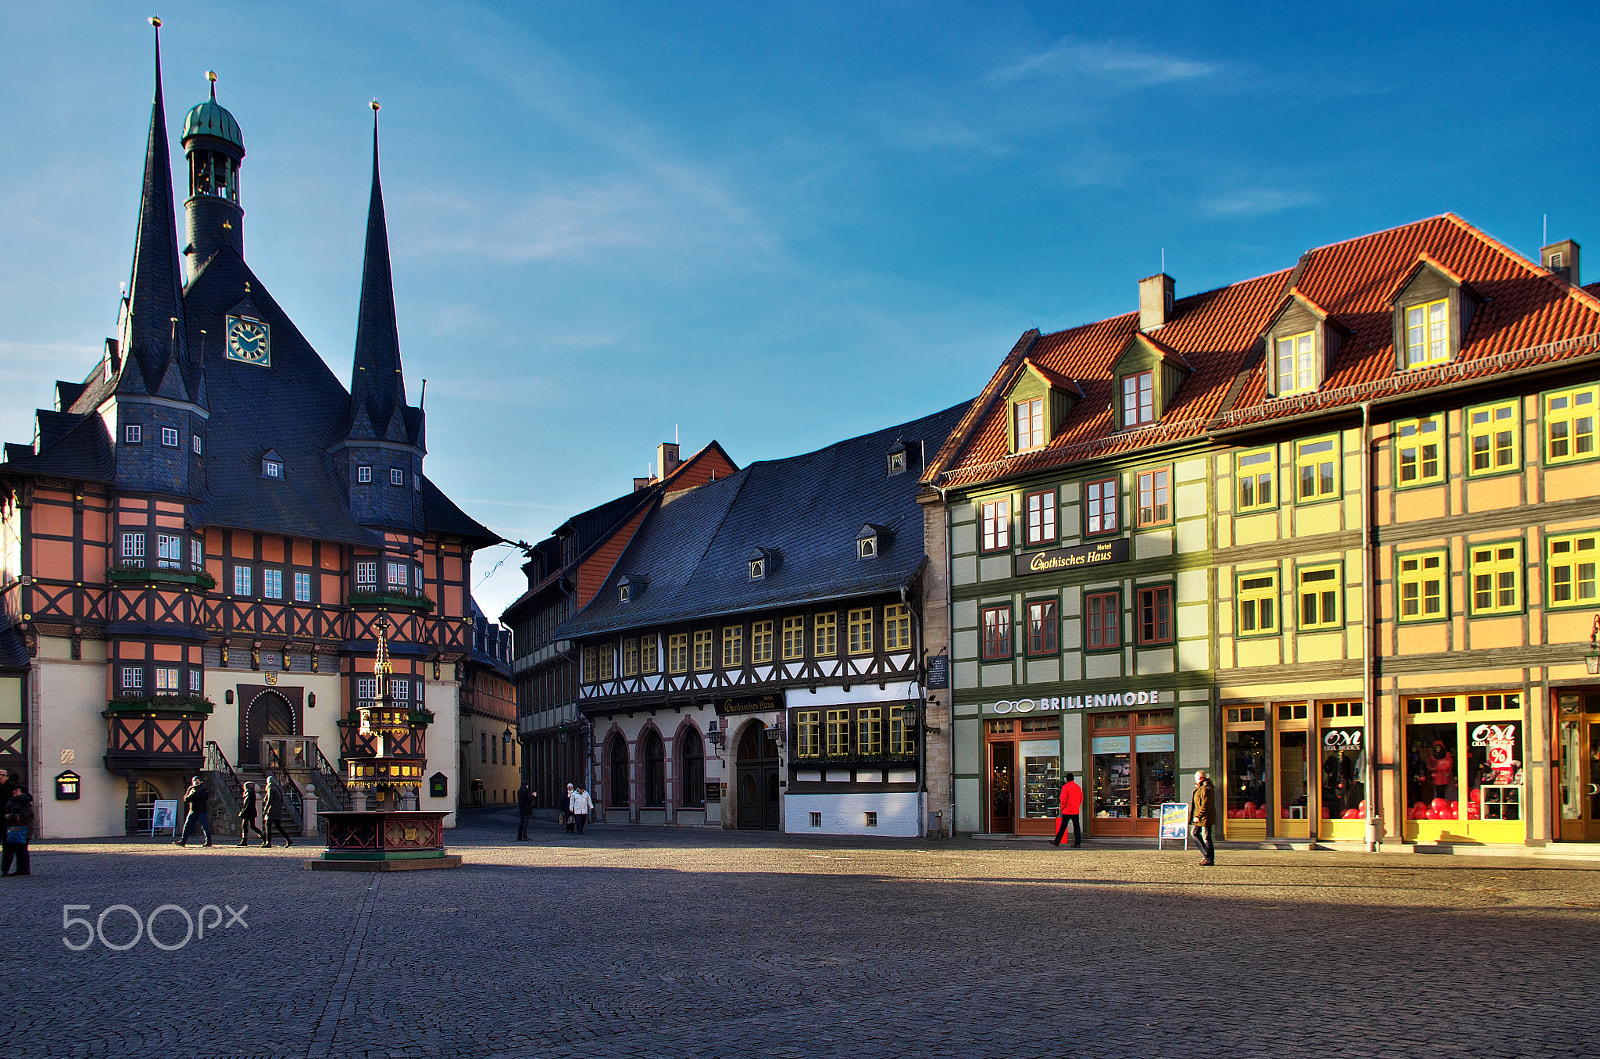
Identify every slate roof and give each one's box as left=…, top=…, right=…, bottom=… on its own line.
left=559, top=402, right=969, bottom=638
left=928, top=214, right=1600, bottom=490
left=1, top=412, right=114, bottom=483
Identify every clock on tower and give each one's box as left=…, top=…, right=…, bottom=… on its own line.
left=225, top=314, right=270, bottom=366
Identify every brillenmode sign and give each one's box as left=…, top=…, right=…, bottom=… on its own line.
left=1014, top=538, right=1129, bottom=576
left=987, top=690, right=1165, bottom=715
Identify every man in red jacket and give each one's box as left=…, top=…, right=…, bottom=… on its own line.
left=1051, top=772, right=1083, bottom=848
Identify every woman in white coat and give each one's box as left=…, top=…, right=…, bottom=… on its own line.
left=568, top=784, right=593, bottom=834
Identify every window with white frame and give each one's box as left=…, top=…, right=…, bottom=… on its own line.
left=189, top=670, right=203, bottom=693
left=263, top=568, right=283, bottom=599
left=294, top=571, right=312, bottom=602
left=233, top=566, right=252, bottom=596
left=1122, top=371, right=1155, bottom=427
left=1014, top=397, right=1045, bottom=451
left=387, top=562, right=408, bottom=590
left=1274, top=331, right=1316, bottom=395
left=155, top=667, right=180, bottom=691
left=358, top=465, right=372, bottom=483
left=390, top=468, right=405, bottom=486
left=390, top=679, right=409, bottom=701
left=263, top=458, right=283, bottom=478
left=1023, top=489, right=1057, bottom=546
left=355, top=561, right=378, bottom=587
left=358, top=676, right=378, bottom=702
left=192, top=433, right=202, bottom=455
left=156, top=534, right=182, bottom=569
left=124, top=424, right=142, bottom=444
left=121, top=666, right=143, bottom=690
left=160, top=426, right=179, bottom=447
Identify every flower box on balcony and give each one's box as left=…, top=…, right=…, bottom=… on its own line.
left=105, top=694, right=215, bottom=716
left=106, top=564, right=217, bottom=590
left=347, top=590, right=436, bottom=613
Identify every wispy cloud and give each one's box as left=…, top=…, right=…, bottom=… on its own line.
left=1200, top=188, right=1322, bottom=218
left=990, top=38, right=1219, bottom=87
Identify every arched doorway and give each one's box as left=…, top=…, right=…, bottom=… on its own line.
left=607, top=734, right=630, bottom=810
left=736, top=721, right=781, bottom=830
left=679, top=728, right=705, bottom=809
left=132, top=779, right=163, bottom=836
left=241, top=691, right=296, bottom=765
left=642, top=730, right=666, bottom=808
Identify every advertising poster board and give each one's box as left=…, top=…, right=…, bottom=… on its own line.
left=1157, top=802, right=1188, bottom=849
left=150, top=800, right=178, bottom=836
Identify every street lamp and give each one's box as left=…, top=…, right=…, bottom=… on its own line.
left=1585, top=614, right=1600, bottom=676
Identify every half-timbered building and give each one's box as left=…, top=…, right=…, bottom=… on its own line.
left=922, top=214, right=1600, bottom=851
left=558, top=405, right=965, bottom=836
left=0, top=27, right=497, bottom=837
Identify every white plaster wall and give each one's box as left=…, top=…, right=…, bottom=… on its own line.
left=786, top=791, right=920, bottom=837
left=33, top=640, right=123, bottom=839
left=424, top=677, right=460, bottom=827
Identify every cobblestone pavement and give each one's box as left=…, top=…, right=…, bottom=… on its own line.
left=4, top=810, right=1598, bottom=1059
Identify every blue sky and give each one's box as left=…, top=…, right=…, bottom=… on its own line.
left=3, top=1, right=1597, bottom=618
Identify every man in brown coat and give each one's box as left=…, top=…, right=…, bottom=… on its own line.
left=1188, top=769, right=1216, bottom=866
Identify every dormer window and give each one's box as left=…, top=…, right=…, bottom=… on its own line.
left=749, top=557, right=765, bottom=579
left=887, top=451, right=907, bottom=476
left=857, top=523, right=891, bottom=560
left=1002, top=359, right=1083, bottom=454
left=1263, top=289, right=1341, bottom=398
left=1390, top=255, right=1476, bottom=372
left=261, top=449, right=284, bottom=478
left=1014, top=397, right=1045, bottom=449
left=618, top=574, right=647, bottom=603
left=745, top=547, right=778, bottom=580
left=1121, top=372, right=1154, bottom=426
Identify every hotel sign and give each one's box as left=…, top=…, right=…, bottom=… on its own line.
left=1015, top=539, right=1129, bottom=577
left=720, top=695, right=779, bottom=715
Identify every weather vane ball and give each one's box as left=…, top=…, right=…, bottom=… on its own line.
left=149, top=15, right=162, bottom=28
left=207, top=70, right=218, bottom=83
left=371, top=99, right=381, bottom=112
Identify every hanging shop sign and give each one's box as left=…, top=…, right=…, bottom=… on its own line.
left=1323, top=728, right=1363, bottom=750
left=1015, top=538, right=1129, bottom=577
left=926, top=654, right=950, bottom=690
left=987, top=690, right=1165, bottom=715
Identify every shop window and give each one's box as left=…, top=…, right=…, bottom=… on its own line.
left=980, top=499, right=1011, bottom=552
left=1136, top=585, right=1173, bottom=645
left=1395, top=415, right=1445, bottom=486
left=1319, top=701, right=1367, bottom=822
left=722, top=625, right=744, bottom=668
left=1403, top=298, right=1451, bottom=368
left=581, top=647, right=597, bottom=684
left=781, top=616, right=805, bottom=660
left=1544, top=384, right=1598, bottom=464
left=1236, top=571, right=1278, bottom=636
left=1224, top=724, right=1267, bottom=824
left=751, top=621, right=774, bottom=663
left=693, top=630, right=714, bottom=671
left=1404, top=695, right=1524, bottom=826
left=1025, top=599, right=1058, bottom=656
left=825, top=709, right=851, bottom=757
left=1086, top=590, right=1121, bottom=651
left=1091, top=709, right=1174, bottom=828
left=622, top=638, right=639, bottom=677
left=1547, top=534, right=1598, bottom=609
left=1397, top=550, right=1447, bottom=622
left=640, top=633, right=659, bottom=675
left=667, top=634, right=688, bottom=674
left=1295, top=437, right=1338, bottom=501
left=1136, top=468, right=1171, bottom=526
left=794, top=711, right=821, bottom=758
left=857, top=707, right=883, bottom=756
left=1469, top=541, right=1522, bottom=615
left=847, top=608, right=873, bottom=655
left=883, top=605, right=911, bottom=652
left=813, top=613, right=837, bottom=657
left=1085, top=478, right=1119, bottom=536
left=1024, top=489, right=1057, bottom=545
left=1235, top=449, right=1276, bottom=512
left=1298, top=564, right=1342, bottom=630
left=981, top=605, right=1013, bottom=660
left=1467, top=400, right=1519, bottom=476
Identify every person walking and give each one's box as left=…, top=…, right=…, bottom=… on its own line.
left=562, top=782, right=577, bottom=834
left=2, top=781, right=34, bottom=876
left=236, top=782, right=265, bottom=846
left=0, top=768, right=17, bottom=810
left=262, top=775, right=293, bottom=847
left=175, top=775, right=212, bottom=847
left=1051, top=772, right=1083, bottom=848
left=516, top=782, right=535, bottom=841
left=569, top=783, right=593, bottom=835
left=1189, top=769, right=1217, bottom=866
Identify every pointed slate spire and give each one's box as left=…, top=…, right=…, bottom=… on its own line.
left=120, top=16, right=189, bottom=399
left=347, top=101, right=409, bottom=441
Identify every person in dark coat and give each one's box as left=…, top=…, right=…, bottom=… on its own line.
left=3, top=783, right=34, bottom=876
left=1051, top=772, right=1084, bottom=848
left=236, top=782, right=265, bottom=846
left=175, top=775, right=212, bottom=847
left=261, top=776, right=293, bottom=847
left=1189, top=770, right=1217, bottom=866
left=0, top=768, right=17, bottom=810
left=516, top=783, right=535, bottom=841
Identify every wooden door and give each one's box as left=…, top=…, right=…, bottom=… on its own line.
left=735, top=723, right=780, bottom=830
left=1555, top=696, right=1600, bottom=841
left=988, top=741, right=1015, bottom=834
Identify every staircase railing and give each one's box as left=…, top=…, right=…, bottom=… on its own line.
left=203, top=741, right=243, bottom=836
left=266, top=767, right=306, bottom=834
left=310, top=743, right=353, bottom=811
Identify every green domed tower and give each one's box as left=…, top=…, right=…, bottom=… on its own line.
left=181, top=72, right=246, bottom=276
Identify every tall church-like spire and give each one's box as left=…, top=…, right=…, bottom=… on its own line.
left=119, top=15, right=190, bottom=399
left=347, top=101, right=411, bottom=442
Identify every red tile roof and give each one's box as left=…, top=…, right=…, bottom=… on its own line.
left=927, top=214, right=1600, bottom=490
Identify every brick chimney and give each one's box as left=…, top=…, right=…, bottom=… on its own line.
left=1542, top=239, right=1580, bottom=285
left=657, top=442, right=681, bottom=479
left=1139, top=273, right=1175, bottom=332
